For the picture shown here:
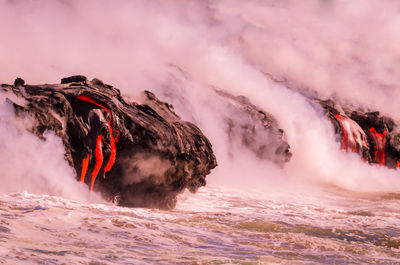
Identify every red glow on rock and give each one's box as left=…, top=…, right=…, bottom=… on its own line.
left=80, top=154, right=90, bottom=183
left=103, top=120, right=117, bottom=179
left=116, top=129, right=121, bottom=143
left=77, top=95, right=119, bottom=189
left=368, top=127, right=387, bottom=166
left=334, top=114, right=357, bottom=152
left=397, top=160, right=400, bottom=168
left=90, top=135, right=104, bottom=190
left=77, top=95, right=111, bottom=113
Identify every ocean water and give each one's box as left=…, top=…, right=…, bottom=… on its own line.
left=1, top=186, right=399, bottom=264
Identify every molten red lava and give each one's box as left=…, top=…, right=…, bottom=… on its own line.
left=91, top=135, right=103, bottom=190
left=116, top=129, right=121, bottom=143
left=368, top=127, right=387, bottom=166
left=103, top=120, right=117, bottom=178
left=77, top=95, right=118, bottom=189
left=80, top=154, right=90, bottom=183
left=334, top=114, right=357, bottom=152
left=76, top=95, right=111, bottom=113
left=397, top=160, right=400, bottom=168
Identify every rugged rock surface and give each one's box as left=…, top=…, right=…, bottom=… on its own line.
left=1, top=76, right=217, bottom=209
left=215, top=90, right=292, bottom=166
left=152, top=66, right=293, bottom=167
left=318, top=99, right=400, bottom=168
left=263, top=72, right=400, bottom=168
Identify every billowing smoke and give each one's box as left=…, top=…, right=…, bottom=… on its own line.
left=1, top=0, right=400, bottom=199
left=213, top=0, right=400, bottom=117
left=0, top=95, right=98, bottom=201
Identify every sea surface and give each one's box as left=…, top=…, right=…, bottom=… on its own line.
left=1, top=186, right=399, bottom=264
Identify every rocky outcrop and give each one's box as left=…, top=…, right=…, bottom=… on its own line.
left=215, top=90, right=292, bottom=166
left=1, top=76, right=217, bottom=209
left=318, top=99, right=400, bottom=168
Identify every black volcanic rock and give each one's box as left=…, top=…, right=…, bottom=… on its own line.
left=215, top=90, right=292, bottom=166
left=318, top=99, right=400, bottom=168
left=1, top=76, right=217, bottom=209
left=264, top=71, right=400, bottom=169
left=147, top=66, right=292, bottom=167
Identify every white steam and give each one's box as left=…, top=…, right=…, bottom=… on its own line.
left=0, top=97, right=98, bottom=201
left=0, top=0, right=400, bottom=198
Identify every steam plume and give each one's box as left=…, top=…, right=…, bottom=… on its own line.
left=1, top=0, right=400, bottom=198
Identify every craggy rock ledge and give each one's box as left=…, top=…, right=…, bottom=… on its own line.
left=1, top=75, right=217, bottom=209
left=319, top=99, right=400, bottom=169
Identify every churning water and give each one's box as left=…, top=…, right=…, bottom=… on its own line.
left=1, top=187, right=400, bottom=264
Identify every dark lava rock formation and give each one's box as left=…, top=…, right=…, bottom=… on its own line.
left=151, top=65, right=292, bottom=167
left=318, top=99, right=400, bottom=169
left=1, top=76, right=217, bottom=209
left=263, top=72, right=400, bottom=169
left=215, top=90, right=292, bottom=166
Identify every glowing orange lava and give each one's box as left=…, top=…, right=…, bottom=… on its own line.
left=397, top=160, right=400, bottom=168
left=103, top=120, right=117, bottom=178
left=90, top=135, right=103, bottom=190
left=80, top=154, right=90, bottom=183
left=368, top=127, right=387, bottom=166
left=334, top=114, right=357, bottom=152
left=76, top=95, right=111, bottom=113
left=81, top=154, right=89, bottom=182
left=77, top=94, right=118, bottom=189
left=116, top=129, right=120, bottom=143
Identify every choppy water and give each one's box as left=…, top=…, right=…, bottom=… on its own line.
left=1, top=186, right=399, bottom=264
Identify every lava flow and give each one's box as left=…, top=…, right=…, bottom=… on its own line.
left=76, top=95, right=118, bottom=190
left=76, top=95, right=111, bottom=113
left=368, top=127, right=387, bottom=166
left=334, top=114, right=358, bottom=152
left=80, top=154, right=90, bottom=183
left=91, top=135, right=104, bottom=190
left=103, top=120, right=116, bottom=178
